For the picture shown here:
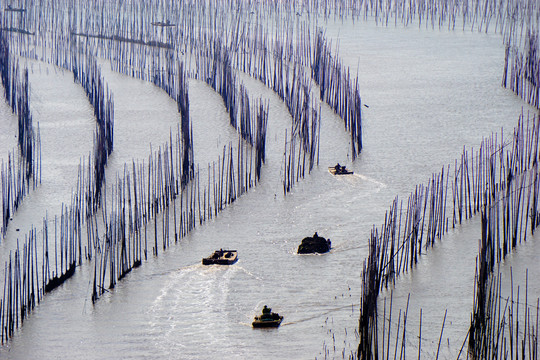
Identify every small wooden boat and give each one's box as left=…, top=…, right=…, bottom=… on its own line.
left=5, top=5, right=26, bottom=12
left=328, top=163, right=353, bottom=175
left=151, top=20, right=176, bottom=27
left=252, top=305, right=283, bottom=328
left=202, top=249, right=238, bottom=265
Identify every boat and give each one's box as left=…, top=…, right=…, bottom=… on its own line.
left=5, top=5, right=26, bottom=12
left=151, top=20, right=176, bottom=27
left=202, top=249, right=238, bottom=265
left=328, top=163, right=353, bottom=175
left=297, top=232, right=331, bottom=254
left=252, top=305, right=283, bottom=328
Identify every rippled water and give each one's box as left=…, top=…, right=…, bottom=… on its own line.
left=0, top=18, right=538, bottom=360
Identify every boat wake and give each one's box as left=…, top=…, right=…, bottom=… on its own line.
left=145, top=263, right=240, bottom=352
left=330, top=171, right=387, bottom=192
left=353, top=173, right=387, bottom=189
left=328, top=243, right=366, bottom=253
left=281, top=303, right=360, bottom=326
left=234, top=265, right=264, bottom=281
left=138, top=262, right=205, bottom=280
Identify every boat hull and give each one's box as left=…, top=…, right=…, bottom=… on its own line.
left=328, top=166, right=353, bottom=175
left=202, top=250, right=238, bottom=265
left=298, top=235, right=331, bottom=254
left=252, top=316, right=283, bottom=328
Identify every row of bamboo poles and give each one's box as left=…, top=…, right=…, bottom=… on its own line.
left=0, top=27, right=114, bottom=345
left=223, top=22, right=324, bottom=193
left=0, top=0, right=344, bottom=348
left=1, top=0, right=538, bottom=356
left=77, top=0, right=349, bottom=181
left=312, top=29, right=362, bottom=160
left=71, top=47, right=115, bottom=212
left=0, top=6, right=274, bottom=339
left=466, top=114, right=540, bottom=359
left=503, top=26, right=540, bottom=111
left=4, top=0, right=536, bottom=65
left=204, top=21, right=325, bottom=192
left=0, top=6, right=114, bottom=343
left=101, top=23, right=276, bottom=186
left=87, top=34, right=196, bottom=189
left=358, top=292, right=450, bottom=360
left=223, top=15, right=360, bottom=170
left=282, top=104, right=321, bottom=194
left=0, top=104, right=270, bottom=331
left=31, top=0, right=537, bottom=171
left=468, top=221, right=539, bottom=360
left=1, top=231, right=41, bottom=342
left=0, top=112, right=269, bottom=341
left=3, top=0, right=358, bottom=184
left=358, top=112, right=540, bottom=358
left=337, top=0, right=534, bottom=33
left=194, top=37, right=271, bottom=182
left=0, top=29, right=41, bottom=241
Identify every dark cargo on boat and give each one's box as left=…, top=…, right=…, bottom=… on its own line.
left=297, top=232, right=331, bottom=254
left=202, top=249, right=238, bottom=265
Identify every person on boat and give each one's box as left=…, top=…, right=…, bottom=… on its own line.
left=212, top=248, right=223, bottom=259
left=335, top=163, right=341, bottom=171
left=261, top=305, right=273, bottom=320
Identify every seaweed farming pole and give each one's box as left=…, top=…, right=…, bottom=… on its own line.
left=468, top=202, right=496, bottom=358
left=311, top=29, right=362, bottom=160
left=503, top=28, right=540, bottom=110
left=0, top=228, right=42, bottom=343
left=226, top=29, right=324, bottom=193
left=17, top=69, right=34, bottom=176
left=178, top=61, right=193, bottom=188
left=354, top=110, right=540, bottom=356
left=71, top=47, right=115, bottom=214
left=467, top=210, right=539, bottom=358
left=239, top=84, right=253, bottom=145
left=0, top=29, right=41, bottom=240
left=358, top=228, right=383, bottom=359
left=281, top=103, right=321, bottom=195
left=462, top=115, right=540, bottom=358
left=0, top=0, right=370, bottom=319
left=194, top=36, right=273, bottom=186
left=197, top=39, right=239, bottom=132
left=254, top=100, right=269, bottom=183
left=452, top=112, right=540, bottom=248
left=347, top=0, right=512, bottom=30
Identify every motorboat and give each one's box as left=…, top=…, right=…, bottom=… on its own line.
left=297, top=232, right=331, bottom=254
left=328, top=163, right=353, bottom=175
left=202, top=249, right=238, bottom=265
left=252, top=305, right=283, bottom=328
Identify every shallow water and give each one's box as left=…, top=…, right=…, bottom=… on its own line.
left=0, top=17, right=538, bottom=360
